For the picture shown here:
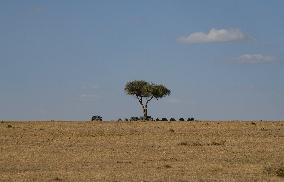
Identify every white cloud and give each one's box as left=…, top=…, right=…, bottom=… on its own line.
left=235, top=54, right=275, bottom=64
left=177, top=28, right=248, bottom=44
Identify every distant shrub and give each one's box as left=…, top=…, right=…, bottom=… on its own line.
left=139, top=116, right=145, bottom=120
left=170, top=118, right=176, bottom=121
left=179, top=118, right=185, bottom=121
left=156, top=118, right=160, bottom=121
left=161, top=118, right=168, bottom=121
left=117, top=118, right=122, bottom=121
left=130, top=117, right=139, bottom=121
left=187, top=117, right=195, bottom=121
left=125, top=118, right=129, bottom=121
left=91, top=115, right=102, bottom=121
left=142, top=116, right=153, bottom=121
left=7, top=124, right=12, bottom=128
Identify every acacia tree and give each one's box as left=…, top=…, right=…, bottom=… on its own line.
left=125, top=80, right=171, bottom=119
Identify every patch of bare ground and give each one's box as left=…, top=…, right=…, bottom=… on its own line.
left=0, top=121, right=283, bottom=181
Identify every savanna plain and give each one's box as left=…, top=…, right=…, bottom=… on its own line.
left=0, top=120, right=284, bottom=182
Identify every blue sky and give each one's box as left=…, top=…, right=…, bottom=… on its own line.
left=0, top=1, right=283, bottom=120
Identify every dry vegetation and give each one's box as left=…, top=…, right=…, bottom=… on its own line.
left=0, top=120, right=284, bottom=182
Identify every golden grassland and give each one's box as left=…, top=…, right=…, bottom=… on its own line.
left=0, top=120, right=284, bottom=182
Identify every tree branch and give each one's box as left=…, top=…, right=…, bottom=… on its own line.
left=146, top=96, right=154, bottom=107
left=136, top=95, right=143, bottom=106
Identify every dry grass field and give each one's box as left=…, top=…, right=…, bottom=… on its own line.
left=0, top=120, right=284, bottom=182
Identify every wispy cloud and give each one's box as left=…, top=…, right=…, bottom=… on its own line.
left=79, top=83, right=101, bottom=102
left=234, top=54, right=275, bottom=64
left=177, top=28, right=248, bottom=44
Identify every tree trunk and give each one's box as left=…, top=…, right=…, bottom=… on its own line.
left=143, top=107, right=148, bottom=119
left=137, top=96, right=151, bottom=120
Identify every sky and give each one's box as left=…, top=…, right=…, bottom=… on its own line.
left=0, top=1, right=283, bottom=121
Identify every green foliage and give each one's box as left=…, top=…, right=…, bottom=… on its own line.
left=151, top=84, right=171, bottom=99
left=125, top=80, right=171, bottom=99
left=125, top=80, right=151, bottom=97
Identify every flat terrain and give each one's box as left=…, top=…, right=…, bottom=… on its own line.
left=0, top=121, right=284, bottom=182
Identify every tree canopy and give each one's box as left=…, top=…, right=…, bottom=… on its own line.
left=125, top=80, right=170, bottom=99
left=125, top=80, right=171, bottom=119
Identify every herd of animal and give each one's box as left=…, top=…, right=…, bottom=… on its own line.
left=91, top=115, right=195, bottom=122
